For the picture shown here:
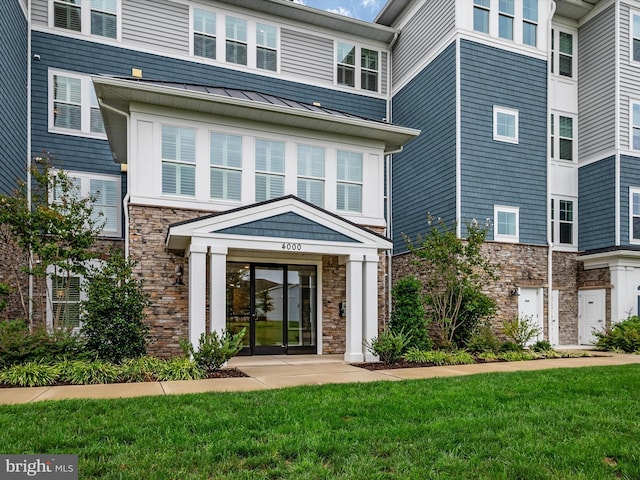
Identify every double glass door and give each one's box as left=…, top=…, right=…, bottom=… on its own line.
left=226, top=262, right=317, bottom=355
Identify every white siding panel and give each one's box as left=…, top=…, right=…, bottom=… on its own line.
left=620, top=3, right=640, bottom=150
left=122, top=0, right=189, bottom=55
left=578, top=4, right=616, bottom=159
left=32, top=0, right=48, bottom=26
left=280, top=28, right=333, bottom=83
left=391, top=0, right=455, bottom=86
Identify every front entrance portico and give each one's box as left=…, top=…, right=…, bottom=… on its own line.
left=167, top=196, right=391, bottom=362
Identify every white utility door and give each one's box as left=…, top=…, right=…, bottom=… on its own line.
left=549, top=290, right=559, bottom=345
left=518, top=288, right=543, bottom=344
left=578, top=289, right=605, bottom=345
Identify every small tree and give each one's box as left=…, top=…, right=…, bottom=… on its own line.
left=389, top=275, right=431, bottom=350
left=404, top=216, right=496, bottom=349
left=0, top=154, right=103, bottom=326
left=81, top=251, right=151, bottom=363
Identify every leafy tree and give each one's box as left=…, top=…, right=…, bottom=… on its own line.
left=81, top=251, right=151, bottom=363
left=0, top=154, right=103, bottom=326
left=389, top=275, right=431, bottom=350
left=404, top=216, right=496, bottom=349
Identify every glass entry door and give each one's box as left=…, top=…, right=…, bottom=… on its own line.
left=225, top=262, right=317, bottom=355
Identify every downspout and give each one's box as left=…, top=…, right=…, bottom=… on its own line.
left=385, top=32, right=399, bottom=326
left=27, top=1, right=33, bottom=326
left=547, top=1, right=557, bottom=344
left=97, top=99, right=131, bottom=257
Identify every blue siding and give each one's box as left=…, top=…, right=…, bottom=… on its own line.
left=619, top=154, right=640, bottom=246
left=391, top=42, right=457, bottom=253
left=578, top=157, right=616, bottom=251
left=31, top=31, right=386, bottom=176
left=460, top=40, right=547, bottom=245
left=216, top=212, right=358, bottom=242
left=0, top=1, right=27, bottom=194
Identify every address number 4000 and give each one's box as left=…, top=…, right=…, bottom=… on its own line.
left=282, top=242, right=302, bottom=251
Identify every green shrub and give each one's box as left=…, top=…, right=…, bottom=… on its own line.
left=477, top=352, right=498, bottom=361
left=118, top=357, right=163, bottom=383
left=403, top=348, right=475, bottom=366
left=157, top=358, right=205, bottom=381
left=453, top=286, right=497, bottom=348
left=59, top=360, right=120, bottom=385
left=81, top=252, right=151, bottom=363
left=465, top=322, right=501, bottom=353
left=502, top=316, right=541, bottom=347
left=363, top=327, right=411, bottom=363
left=181, top=328, right=246, bottom=373
left=531, top=340, right=554, bottom=353
left=497, top=351, right=537, bottom=362
left=389, top=276, right=431, bottom=350
left=500, top=341, right=524, bottom=352
left=0, top=362, right=60, bottom=387
left=594, top=316, right=640, bottom=353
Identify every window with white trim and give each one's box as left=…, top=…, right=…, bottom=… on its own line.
left=226, top=16, right=247, bottom=66
left=630, top=188, right=640, bottom=243
left=50, top=70, right=106, bottom=137
left=52, top=0, right=119, bottom=39
left=632, top=102, right=640, bottom=151
left=336, top=42, right=379, bottom=92
left=52, top=171, right=121, bottom=237
left=632, top=12, right=640, bottom=63
left=499, top=0, right=514, bottom=41
left=493, top=106, right=519, bottom=143
left=297, top=145, right=325, bottom=208
left=523, top=0, right=538, bottom=47
left=551, top=29, right=574, bottom=77
left=494, top=205, right=519, bottom=242
left=210, top=132, right=242, bottom=201
left=551, top=198, right=575, bottom=245
left=337, top=150, right=362, bottom=213
left=550, top=113, right=574, bottom=161
left=162, top=125, right=196, bottom=197
left=256, top=23, right=277, bottom=71
left=255, top=139, right=285, bottom=202
left=473, top=0, right=490, bottom=34
left=193, top=8, right=216, bottom=60
left=50, top=274, right=82, bottom=329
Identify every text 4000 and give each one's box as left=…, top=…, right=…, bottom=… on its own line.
left=282, top=242, right=302, bottom=251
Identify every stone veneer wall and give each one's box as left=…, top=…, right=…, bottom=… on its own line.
left=553, top=251, right=579, bottom=344
left=129, top=204, right=390, bottom=357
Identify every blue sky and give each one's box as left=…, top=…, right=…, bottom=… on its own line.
left=293, top=0, right=385, bottom=22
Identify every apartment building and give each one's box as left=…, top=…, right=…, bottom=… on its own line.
left=1, top=0, right=637, bottom=360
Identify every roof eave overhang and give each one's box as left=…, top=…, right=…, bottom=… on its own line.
left=580, top=248, right=640, bottom=269
left=92, top=76, right=421, bottom=164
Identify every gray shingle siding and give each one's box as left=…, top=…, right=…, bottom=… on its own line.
left=0, top=1, right=28, bottom=194
left=215, top=212, right=358, bottom=243
left=578, top=157, right=616, bottom=251
left=460, top=40, right=547, bottom=245
left=620, top=154, right=640, bottom=246
left=31, top=31, right=386, bottom=175
left=391, top=42, right=457, bottom=254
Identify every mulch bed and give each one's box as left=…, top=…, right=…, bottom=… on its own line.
left=352, top=357, right=512, bottom=371
left=206, top=368, right=248, bottom=378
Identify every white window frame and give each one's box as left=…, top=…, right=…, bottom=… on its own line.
left=473, top=0, right=490, bottom=34
left=551, top=197, right=576, bottom=247
left=49, top=0, right=122, bottom=40
left=49, top=69, right=107, bottom=139
left=191, top=7, right=217, bottom=61
left=210, top=132, right=242, bottom=202
left=336, top=150, right=363, bottom=213
left=188, top=7, right=279, bottom=72
left=161, top=125, right=197, bottom=198
left=493, top=106, right=519, bottom=144
left=255, top=139, right=285, bottom=202
left=494, top=205, right=519, bottom=243
left=297, top=144, right=325, bottom=208
left=522, top=0, right=538, bottom=47
left=498, top=0, right=515, bottom=41
left=551, top=28, right=575, bottom=79
left=550, top=112, right=576, bottom=161
left=631, top=11, right=640, bottom=64
left=631, top=101, right=640, bottom=151
left=335, top=42, right=380, bottom=93
left=630, top=187, right=640, bottom=245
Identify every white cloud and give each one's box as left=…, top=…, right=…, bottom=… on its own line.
left=326, top=7, right=354, bottom=17
left=291, top=0, right=306, bottom=4
left=361, top=0, right=379, bottom=7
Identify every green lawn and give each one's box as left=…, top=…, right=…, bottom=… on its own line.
left=1, top=365, right=639, bottom=479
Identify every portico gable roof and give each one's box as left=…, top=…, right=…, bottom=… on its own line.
left=166, top=195, right=392, bottom=253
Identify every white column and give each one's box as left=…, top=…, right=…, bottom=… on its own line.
left=209, top=245, right=228, bottom=334
left=187, top=243, right=208, bottom=347
left=362, top=253, right=379, bottom=362
left=344, top=253, right=364, bottom=363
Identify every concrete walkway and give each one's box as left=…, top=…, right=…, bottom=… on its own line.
left=1, top=352, right=639, bottom=405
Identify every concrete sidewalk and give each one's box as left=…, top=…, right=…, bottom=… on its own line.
left=1, top=352, right=639, bottom=405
